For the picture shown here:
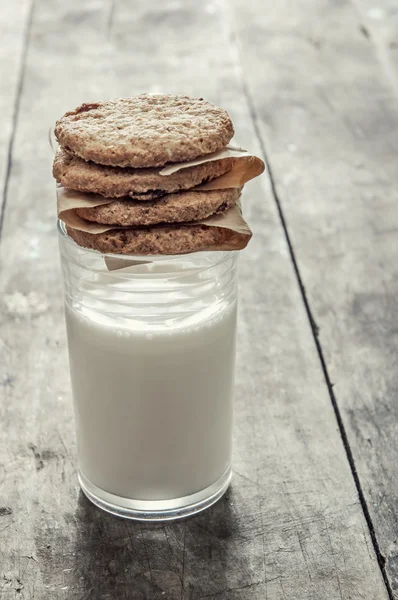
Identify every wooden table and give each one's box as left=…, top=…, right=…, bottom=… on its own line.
left=1, top=0, right=398, bottom=598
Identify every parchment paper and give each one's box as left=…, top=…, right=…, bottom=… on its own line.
left=57, top=145, right=264, bottom=233
left=57, top=145, right=261, bottom=261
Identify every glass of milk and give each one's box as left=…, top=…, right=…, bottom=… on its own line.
left=58, top=221, right=238, bottom=520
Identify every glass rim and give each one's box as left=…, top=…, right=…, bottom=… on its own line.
left=57, top=218, right=237, bottom=266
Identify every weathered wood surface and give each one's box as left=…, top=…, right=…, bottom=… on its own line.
left=232, top=0, right=398, bottom=596
left=0, top=0, right=392, bottom=598
left=353, top=0, right=398, bottom=93
left=0, top=1, right=32, bottom=226
left=354, top=0, right=398, bottom=45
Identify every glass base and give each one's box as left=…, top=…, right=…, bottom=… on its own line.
left=78, top=466, right=232, bottom=521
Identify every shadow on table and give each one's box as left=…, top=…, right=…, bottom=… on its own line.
left=70, top=487, right=240, bottom=599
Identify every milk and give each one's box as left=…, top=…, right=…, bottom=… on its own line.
left=65, top=268, right=237, bottom=501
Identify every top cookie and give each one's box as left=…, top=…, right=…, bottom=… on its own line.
left=54, top=95, right=234, bottom=168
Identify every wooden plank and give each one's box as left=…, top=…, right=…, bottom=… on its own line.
left=0, top=0, right=389, bottom=598
left=352, top=0, right=398, bottom=94
left=354, top=0, right=398, bottom=43
left=231, top=0, right=398, bottom=596
left=0, top=0, right=33, bottom=226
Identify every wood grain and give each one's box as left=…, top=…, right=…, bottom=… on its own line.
left=0, top=0, right=33, bottom=229
left=231, top=0, right=398, bottom=595
left=352, top=0, right=398, bottom=99
left=0, top=0, right=390, bottom=598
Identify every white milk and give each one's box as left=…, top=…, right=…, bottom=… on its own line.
left=65, top=276, right=237, bottom=501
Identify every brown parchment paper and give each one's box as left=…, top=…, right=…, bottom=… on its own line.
left=58, top=183, right=250, bottom=236
left=103, top=202, right=251, bottom=270
left=57, top=146, right=264, bottom=233
left=57, top=145, right=260, bottom=263
left=104, top=256, right=152, bottom=270
left=161, top=145, right=265, bottom=192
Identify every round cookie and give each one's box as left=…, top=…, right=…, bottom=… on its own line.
left=53, top=148, right=234, bottom=199
left=66, top=224, right=240, bottom=255
left=54, top=95, right=234, bottom=168
left=75, top=188, right=241, bottom=227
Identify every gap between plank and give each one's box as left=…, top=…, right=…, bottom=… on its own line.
left=228, top=27, right=395, bottom=600
left=0, top=0, right=35, bottom=241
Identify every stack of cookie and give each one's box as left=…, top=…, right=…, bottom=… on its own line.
left=53, top=94, right=255, bottom=255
